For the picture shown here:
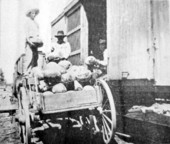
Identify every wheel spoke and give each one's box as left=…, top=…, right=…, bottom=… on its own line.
left=102, top=99, right=109, bottom=109
left=21, top=125, right=26, bottom=142
left=103, top=110, right=111, bottom=113
left=102, top=117, right=111, bottom=136
left=102, top=122, right=109, bottom=141
left=86, top=117, right=90, bottom=124
left=102, top=113, right=112, bottom=125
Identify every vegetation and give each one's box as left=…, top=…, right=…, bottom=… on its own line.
left=0, top=68, right=5, bottom=83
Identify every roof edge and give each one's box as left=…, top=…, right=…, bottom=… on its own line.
left=51, top=0, right=80, bottom=26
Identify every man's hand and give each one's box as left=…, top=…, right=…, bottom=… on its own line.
left=47, top=54, right=60, bottom=61
left=47, top=55, right=55, bottom=61
left=27, top=38, right=35, bottom=46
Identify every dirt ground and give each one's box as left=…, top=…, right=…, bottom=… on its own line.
left=0, top=112, right=21, bottom=144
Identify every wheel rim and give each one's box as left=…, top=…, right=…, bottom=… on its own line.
left=96, top=79, right=116, bottom=144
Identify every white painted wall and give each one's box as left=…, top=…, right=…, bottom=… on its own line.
left=107, top=0, right=170, bottom=86
left=107, top=0, right=151, bottom=80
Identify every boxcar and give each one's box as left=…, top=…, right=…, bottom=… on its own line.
left=52, top=0, right=170, bottom=143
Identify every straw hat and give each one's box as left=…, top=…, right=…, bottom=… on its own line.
left=26, top=8, right=39, bottom=17
left=55, top=30, right=66, bottom=37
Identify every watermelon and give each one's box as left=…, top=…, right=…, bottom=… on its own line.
left=58, top=60, right=72, bottom=70
left=52, top=83, right=67, bottom=93
left=31, top=67, right=44, bottom=79
left=85, top=56, right=96, bottom=65
left=43, top=69, right=61, bottom=78
left=43, top=62, right=66, bottom=78
left=83, top=85, right=94, bottom=91
left=61, top=73, right=74, bottom=83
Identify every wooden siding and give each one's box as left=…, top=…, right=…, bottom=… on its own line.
left=51, top=17, right=67, bottom=42
left=107, top=0, right=170, bottom=85
left=68, top=30, right=81, bottom=52
left=107, top=0, right=151, bottom=80
left=151, top=0, right=170, bottom=85
left=41, top=89, right=101, bottom=113
left=67, top=8, right=80, bottom=32
left=69, top=53, right=81, bottom=65
left=80, top=5, right=88, bottom=64
left=67, top=5, right=81, bottom=64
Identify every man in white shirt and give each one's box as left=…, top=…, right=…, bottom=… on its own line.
left=24, top=8, right=43, bottom=75
left=47, top=31, right=71, bottom=62
left=85, top=39, right=108, bottom=78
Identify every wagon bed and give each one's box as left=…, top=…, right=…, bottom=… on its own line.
left=41, top=86, right=102, bottom=114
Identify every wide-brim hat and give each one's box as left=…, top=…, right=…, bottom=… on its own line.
left=55, top=30, right=66, bottom=37
left=26, top=8, right=39, bottom=17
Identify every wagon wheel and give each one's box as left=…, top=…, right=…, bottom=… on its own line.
left=18, top=87, right=31, bottom=144
left=96, top=79, right=116, bottom=144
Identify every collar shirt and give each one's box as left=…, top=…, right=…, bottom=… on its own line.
left=51, top=42, right=71, bottom=59
left=25, top=18, right=39, bottom=38
left=103, top=49, right=108, bottom=64
left=98, top=49, right=108, bottom=66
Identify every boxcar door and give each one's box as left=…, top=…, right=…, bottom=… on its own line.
left=107, top=0, right=152, bottom=80
left=151, top=0, right=170, bottom=85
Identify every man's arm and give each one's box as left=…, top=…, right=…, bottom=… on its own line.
left=95, top=59, right=107, bottom=67
left=64, top=42, right=71, bottom=59
left=95, top=49, right=108, bottom=66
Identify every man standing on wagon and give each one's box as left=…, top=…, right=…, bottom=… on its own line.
left=47, top=30, right=71, bottom=63
left=24, top=8, right=43, bottom=75
left=85, top=39, right=108, bottom=78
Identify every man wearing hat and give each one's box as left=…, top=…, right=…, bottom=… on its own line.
left=85, top=39, right=108, bottom=78
left=47, top=30, right=71, bottom=62
left=24, top=8, right=43, bottom=75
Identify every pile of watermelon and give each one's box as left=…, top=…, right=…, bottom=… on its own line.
left=31, top=60, right=94, bottom=95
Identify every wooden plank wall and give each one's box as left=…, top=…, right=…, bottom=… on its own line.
left=80, top=5, right=88, bottom=64
left=107, top=0, right=151, bottom=80
left=152, top=0, right=170, bottom=85
left=51, top=17, right=67, bottom=43
left=108, top=0, right=170, bottom=86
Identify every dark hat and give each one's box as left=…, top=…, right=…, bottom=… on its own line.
left=26, top=8, right=39, bottom=17
left=55, top=30, right=66, bottom=37
left=99, top=39, right=106, bottom=44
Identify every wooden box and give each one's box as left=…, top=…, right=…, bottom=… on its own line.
left=41, top=87, right=102, bottom=114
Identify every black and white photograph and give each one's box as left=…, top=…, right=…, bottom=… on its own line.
left=0, top=0, right=170, bottom=144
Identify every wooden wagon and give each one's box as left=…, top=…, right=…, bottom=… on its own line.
left=13, top=54, right=116, bottom=144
